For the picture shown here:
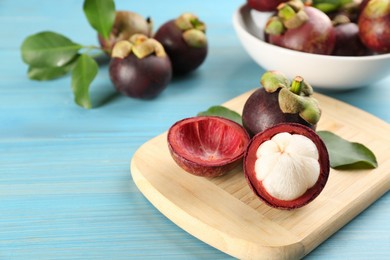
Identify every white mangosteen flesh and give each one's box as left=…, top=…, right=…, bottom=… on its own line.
left=255, top=132, right=320, bottom=201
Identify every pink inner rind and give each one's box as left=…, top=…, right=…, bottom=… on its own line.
left=168, top=116, right=249, bottom=166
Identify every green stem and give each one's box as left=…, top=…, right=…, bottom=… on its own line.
left=290, top=76, right=303, bottom=95
left=83, top=45, right=102, bottom=51
left=80, top=45, right=106, bottom=58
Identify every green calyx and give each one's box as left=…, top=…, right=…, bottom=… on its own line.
left=111, top=33, right=166, bottom=59
left=261, top=71, right=321, bottom=125
left=264, top=17, right=286, bottom=35
left=175, top=13, right=207, bottom=48
left=332, top=14, right=351, bottom=26
left=260, top=70, right=290, bottom=92
left=265, top=0, right=308, bottom=35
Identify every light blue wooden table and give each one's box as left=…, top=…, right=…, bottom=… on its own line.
left=1, top=1, right=389, bottom=259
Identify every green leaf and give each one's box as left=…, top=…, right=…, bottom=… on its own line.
left=21, top=31, right=82, bottom=67
left=317, top=131, right=378, bottom=169
left=28, top=55, right=79, bottom=81
left=71, top=54, right=98, bottom=109
left=83, top=0, right=116, bottom=40
left=312, top=0, right=352, bottom=12
left=198, top=106, right=242, bottom=125
left=28, top=66, right=71, bottom=81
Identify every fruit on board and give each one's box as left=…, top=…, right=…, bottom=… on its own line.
left=167, top=116, right=250, bottom=177
left=243, top=123, right=330, bottom=209
left=98, top=11, right=152, bottom=54
left=358, top=0, right=390, bottom=53
left=265, top=0, right=336, bottom=55
left=109, top=34, right=172, bottom=99
left=154, top=13, right=208, bottom=75
left=242, top=71, right=321, bottom=137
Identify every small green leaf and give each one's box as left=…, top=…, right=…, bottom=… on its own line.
left=28, top=55, right=78, bottom=81
left=83, top=0, right=116, bottom=40
left=198, top=106, right=242, bottom=125
left=71, top=54, right=98, bottom=109
left=21, top=31, right=82, bottom=67
left=28, top=66, right=71, bottom=81
left=312, top=0, right=352, bottom=12
left=317, top=131, right=378, bottom=169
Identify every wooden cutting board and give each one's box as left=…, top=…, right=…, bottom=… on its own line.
left=130, top=90, right=390, bottom=259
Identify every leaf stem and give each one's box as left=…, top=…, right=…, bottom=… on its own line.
left=80, top=45, right=106, bottom=58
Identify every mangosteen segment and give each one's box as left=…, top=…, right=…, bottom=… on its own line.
left=244, top=123, right=330, bottom=209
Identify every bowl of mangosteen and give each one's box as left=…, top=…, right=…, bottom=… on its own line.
left=233, top=0, right=390, bottom=89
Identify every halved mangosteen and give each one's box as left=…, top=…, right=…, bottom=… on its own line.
left=167, top=116, right=250, bottom=177
left=244, top=123, right=330, bottom=209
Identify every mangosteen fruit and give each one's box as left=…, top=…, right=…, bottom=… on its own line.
left=265, top=0, right=336, bottom=55
left=244, top=123, right=330, bottom=209
left=242, top=71, right=321, bottom=137
left=154, top=13, right=208, bottom=75
left=332, top=15, right=371, bottom=56
left=358, top=0, right=390, bottom=53
left=109, top=34, right=172, bottom=99
left=98, top=11, right=153, bottom=54
left=247, top=0, right=287, bottom=12
left=167, top=116, right=250, bottom=177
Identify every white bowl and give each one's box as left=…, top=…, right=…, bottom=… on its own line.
left=232, top=4, right=390, bottom=89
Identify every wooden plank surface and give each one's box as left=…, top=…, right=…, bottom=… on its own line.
left=1, top=0, right=390, bottom=259
left=131, top=91, right=390, bottom=259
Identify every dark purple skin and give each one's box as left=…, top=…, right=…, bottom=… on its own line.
left=247, top=0, right=286, bottom=11
left=242, top=88, right=315, bottom=137
left=332, top=22, right=371, bottom=56
left=109, top=54, right=172, bottom=99
left=154, top=20, right=207, bottom=75
left=358, top=0, right=390, bottom=53
left=267, top=6, right=336, bottom=55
